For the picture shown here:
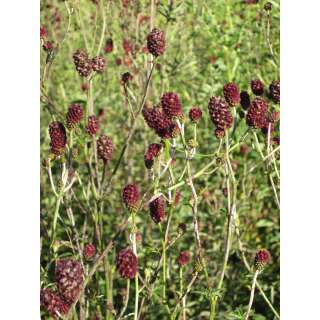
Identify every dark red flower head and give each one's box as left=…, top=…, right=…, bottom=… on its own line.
left=104, top=38, right=113, bottom=53
left=240, top=91, right=251, bottom=110
left=189, top=107, right=202, bottom=123
left=254, top=249, right=271, bottom=271
left=142, top=106, right=179, bottom=139
left=177, top=223, right=187, bottom=234
left=40, top=26, right=47, bottom=39
left=161, top=92, right=183, bottom=119
left=215, top=129, right=225, bottom=139
left=123, top=38, right=133, bottom=55
left=264, top=2, right=272, bottom=11
left=246, top=97, right=269, bottom=129
left=208, top=96, right=233, bottom=134
left=49, top=121, right=67, bottom=156
left=97, top=134, right=114, bottom=163
left=91, top=56, right=106, bottom=73
left=83, top=243, right=96, bottom=260
left=144, top=143, right=162, bottom=169
left=223, top=83, right=240, bottom=106
left=269, top=80, right=280, bottom=103
left=66, top=104, right=84, bottom=128
left=251, top=79, right=264, bottom=96
left=73, top=49, right=92, bottom=77
left=116, top=248, right=137, bottom=279
left=121, top=72, right=133, bottom=85
left=147, top=28, right=166, bottom=57
left=178, top=251, right=190, bottom=266
left=40, top=288, right=69, bottom=319
left=122, top=184, right=140, bottom=212
left=149, top=196, right=166, bottom=224
left=55, top=259, right=84, bottom=304
left=43, top=41, right=54, bottom=52
left=86, top=115, right=100, bottom=135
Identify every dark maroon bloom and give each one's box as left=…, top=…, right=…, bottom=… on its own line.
left=178, top=251, right=190, bottom=266
left=115, top=57, right=122, bottom=66
left=149, top=196, right=166, bottom=224
left=91, top=56, right=106, bottom=73
left=40, top=289, right=69, bottom=319
left=86, top=115, right=100, bottom=135
left=246, top=97, right=269, bottom=129
left=147, top=28, right=166, bottom=57
left=254, top=249, right=271, bottom=271
left=142, top=106, right=179, bottom=139
left=43, top=41, right=54, bottom=52
left=116, top=248, right=137, bottom=279
left=73, top=49, right=92, bottom=77
left=215, top=129, right=225, bottom=139
left=66, top=104, right=84, bottom=128
left=264, top=2, right=272, bottom=11
left=40, top=26, right=47, bottom=39
left=49, top=121, right=67, bottom=155
left=83, top=243, right=96, bottom=260
left=273, top=136, right=280, bottom=145
left=55, top=259, right=84, bottom=304
left=269, top=80, right=280, bottom=103
left=189, top=107, right=202, bottom=123
left=240, top=144, right=250, bottom=155
left=122, top=184, right=140, bottom=212
left=161, top=92, right=183, bottom=119
left=121, top=72, right=133, bottom=85
left=81, top=82, right=89, bottom=92
left=104, top=38, right=114, bottom=53
left=97, top=134, right=114, bottom=163
left=123, top=39, right=133, bottom=55
left=144, top=143, right=162, bottom=169
left=174, top=189, right=181, bottom=206
left=251, top=79, right=264, bottom=96
left=208, top=96, right=233, bottom=134
left=240, top=91, right=251, bottom=110
left=223, top=83, right=240, bottom=106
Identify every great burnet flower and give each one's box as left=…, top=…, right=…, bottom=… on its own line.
left=116, top=248, right=138, bottom=279
left=223, top=82, right=240, bottom=106
left=178, top=251, right=190, bottom=266
left=49, top=121, right=67, bottom=156
left=97, top=134, right=114, bottom=163
left=251, top=79, right=264, bottom=96
left=254, top=249, right=271, bottom=271
left=73, top=49, right=92, bottom=77
left=55, top=259, right=84, bottom=305
left=161, top=92, right=183, bottom=119
left=142, top=106, right=179, bottom=139
left=40, top=289, right=69, bottom=319
left=91, top=56, right=106, bottom=73
left=83, top=243, right=96, bottom=260
left=144, top=143, right=162, bottom=169
left=66, top=104, right=84, bottom=129
left=269, top=80, right=280, bottom=103
left=240, top=91, right=251, bottom=110
left=246, top=97, right=269, bottom=129
left=86, top=115, right=100, bottom=135
left=147, top=28, right=166, bottom=57
left=149, top=196, right=166, bottom=224
left=122, top=183, right=140, bottom=212
left=208, top=96, right=233, bottom=134
left=189, top=107, right=202, bottom=123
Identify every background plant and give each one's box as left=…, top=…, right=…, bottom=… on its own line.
left=40, top=0, right=280, bottom=319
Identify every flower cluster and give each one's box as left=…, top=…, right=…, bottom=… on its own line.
left=122, top=183, right=140, bottom=212
left=116, top=248, right=138, bottom=279
left=66, top=104, right=84, bottom=129
left=97, top=134, right=114, bottom=163
left=40, top=289, right=69, bottom=319
left=161, top=92, right=183, bottom=119
left=144, top=143, right=162, bottom=169
left=149, top=196, right=166, bottom=224
left=254, top=249, right=271, bottom=271
left=189, top=107, right=202, bottom=123
left=223, top=82, right=240, bottom=106
left=147, top=28, right=166, bottom=57
left=208, top=96, right=233, bottom=138
left=73, top=49, right=106, bottom=77
left=86, top=115, right=100, bottom=135
left=83, top=243, right=96, bottom=260
left=55, top=259, right=84, bottom=305
left=49, top=121, right=67, bottom=155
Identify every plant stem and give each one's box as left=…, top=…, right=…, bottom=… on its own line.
left=245, top=271, right=259, bottom=320
left=131, top=213, right=139, bottom=320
